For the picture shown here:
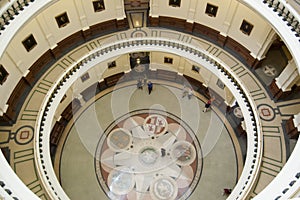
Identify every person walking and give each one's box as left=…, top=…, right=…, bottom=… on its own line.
left=203, top=97, right=214, bottom=112
left=143, top=74, right=147, bottom=88
left=222, top=188, right=232, bottom=196
left=147, top=81, right=153, bottom=94
left=182, top=85, right=188, bottom=98
left=187, top=87, right=193, bottom=99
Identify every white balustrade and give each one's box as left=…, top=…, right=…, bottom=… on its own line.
left=34, top=37, right=262, bottom=200
left=0, top=150, right=39, bottom=200
left=0, top=0, right=299, bottom=199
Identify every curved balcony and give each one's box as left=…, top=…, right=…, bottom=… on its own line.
left=241, top=0, right=300, bottom=199
left=0, top=0, right=298, bottom=199
left=35, top=37, right=262, bottom=200
left=0, top=150, right=39, bottom=200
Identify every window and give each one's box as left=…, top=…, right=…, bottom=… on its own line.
left=93, top=0, right=105, bottom=12
left=205, top=3, right=218, bottom=17
left=0, top=64, right=9, bottom=85
left=240, top=20, right=253, bottom=36
left=55, top=12, right=70, bottom=28
left=169, top=0, right=181, bottom=7
left=60, top=94, right=67, bottom=103
left=192, top=65, right=200, bottom=73
left=164, top=57, right=173, bottom=64
left=217, top=79, right=225, bottom=89
left=108, top=61, right=116, bottom=68
left=22, top=34, right=37, bottom=52
left=80, top=72, right=90, bottom=82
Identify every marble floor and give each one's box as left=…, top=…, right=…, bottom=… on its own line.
left=58, top=83, right=242, bottom=200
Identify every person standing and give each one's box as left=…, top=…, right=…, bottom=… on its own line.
left=147, top=81, right=153, bottom=94
left=203, top=97, right=214, bottom=112
left=187, top=87, right=193, bottom=99
left=182, top=85, right=188, bottom=98
left=137, top=78, right=143, bottom=90
left=222, top=188, right=232, bottom=196
left=143, top=74, right=147, bottom=88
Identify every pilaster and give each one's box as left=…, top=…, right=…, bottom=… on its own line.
left=275, top=59, right=299, bottom=91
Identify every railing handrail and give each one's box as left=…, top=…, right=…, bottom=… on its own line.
left=34, top=37, right=262, bottom=200
left=0, top=149, right=39, bottom=199
left=0, top=0, right=16, bottom=16
left=0, top=0, right=298, bottom=199
left=0, top=0, right=33, bottom=31
left=239, top=1, right=300, bottom=199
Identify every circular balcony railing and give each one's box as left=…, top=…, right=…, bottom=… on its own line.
left=35, top=37, right=262, bottom=200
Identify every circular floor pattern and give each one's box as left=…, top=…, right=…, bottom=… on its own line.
left=60, top=84, right=239, bottom=200
left=95, top=109, right=202, bottom=200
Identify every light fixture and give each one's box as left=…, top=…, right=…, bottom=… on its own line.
left=130, top=12, right=143, bottom=28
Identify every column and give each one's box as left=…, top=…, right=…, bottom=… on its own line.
left=74, top=93, right=85, bottom=106
left=224, top=86, right=235, bottom=106
left=36, top=13, right=57, bottom=49
left=73, top=0, right=89, bottom=31
left=69, top=84, right=86, bottom=106
left=184, top=0, right=197, bottom=32
left=219, top=0, right=238, bottom=36
left=275, top=59, right=299, bottom=91
left=0, top=104, right=8, bottom=116
left=177, top=57, right=185, bottom=74
left=149, top=52, right=157, bottom=71
left=149, top=0, right=159, bottom=18
left=218, top=0, right=238, bottom=46
left=6, top=45, right=27, bottom=76
left=293, top=112, right=300, bottom=132
left=186, top=0, right=197, bottom=23
left=250, top=29, right=277, bottom=60
left=3, top=51, right=23, bottom=76
left=148, top=0, right=159, bottom=26
left=115, top=0, right=126, bottom=20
